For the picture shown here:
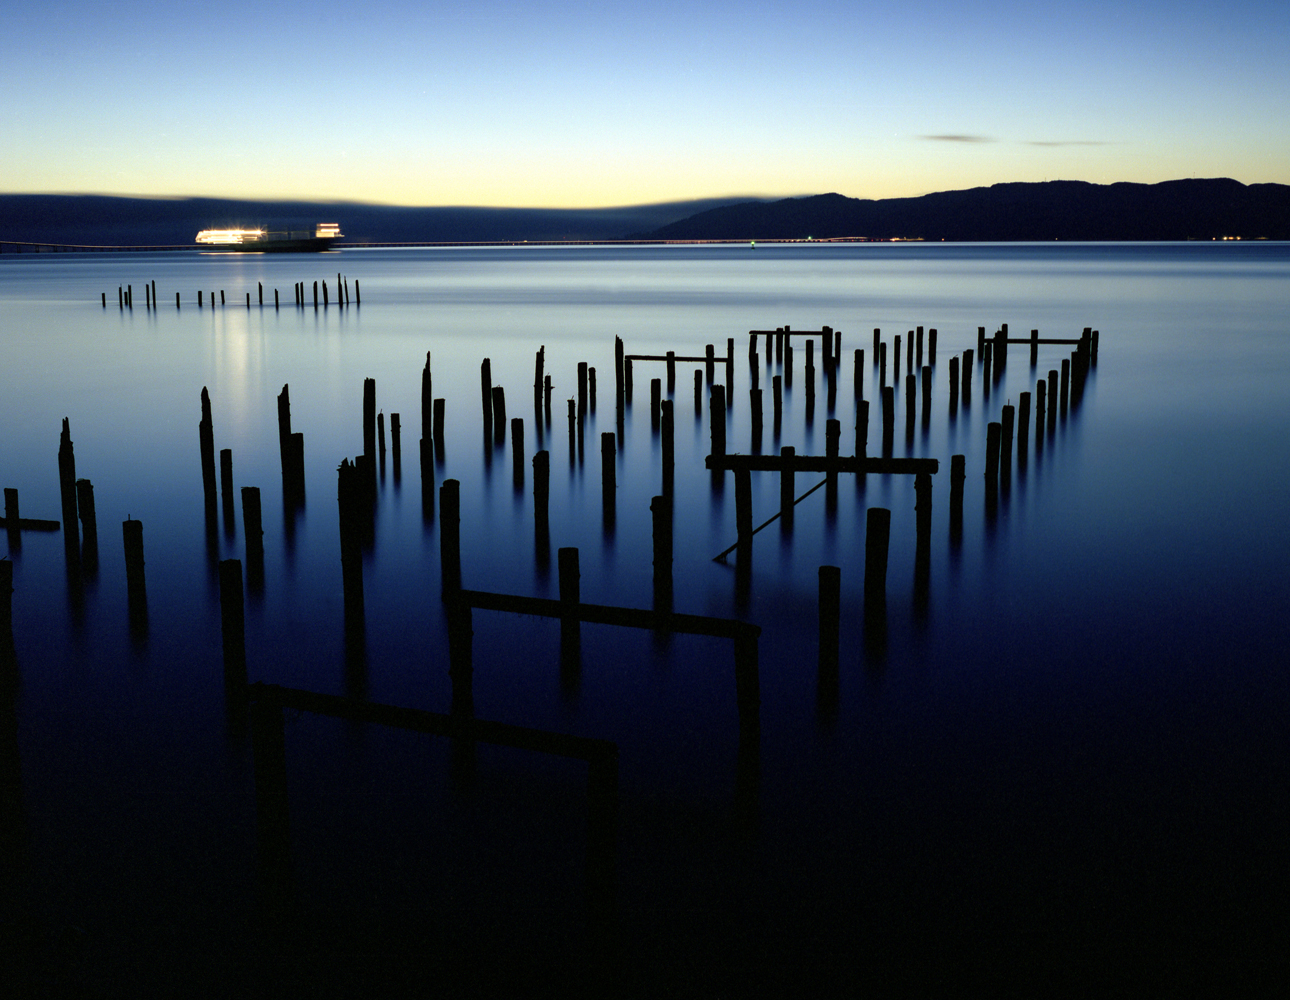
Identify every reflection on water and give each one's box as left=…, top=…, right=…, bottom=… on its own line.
left=1, top=243, right=1289, bottom=992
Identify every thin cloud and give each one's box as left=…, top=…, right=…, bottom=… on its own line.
left=920, top=134, right=995, bottom=143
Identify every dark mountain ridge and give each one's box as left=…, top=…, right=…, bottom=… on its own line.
left=636, top=179, right=1290, bottom=241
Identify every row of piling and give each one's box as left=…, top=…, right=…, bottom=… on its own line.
left=104, top=274, right=360, bottom=311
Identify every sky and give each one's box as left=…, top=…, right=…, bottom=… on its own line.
left=2, top=0, right=1287, bottom=208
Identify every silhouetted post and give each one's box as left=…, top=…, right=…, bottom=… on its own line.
left=312, top=281, right=318, bottom=308
left=123, top=518, right=147, bottom=623
left=982, top=341, right=993, bottom=387
left=879, top=342, right=887, bottom=386
left=1017, top=392, right=1031, bottom=457
left=921, top=365, right=932, bottom=421
left=440, top=479, right=461, bottom=596
left=666, top=350, right=676, bottom=393
left=650, top=378, right=661, bottom=429
left=710, top=384, right=726, bottom=458
left=198, top=389, right=216, bottom=519
left=1091, top=329, right=1099, bottom=366
left=491, top=386, right=507, bottom=444
left=390, top=413, right=401, bottom=477
left=853, top=349, right=864, bottom=402
left=337, top=460, right=364, bottom=619
left=511, top=418, right=524, bottom=487
left=354, top=280, right=360, bottom=305
left=242, top=486, right=264, bottom=590
left=274, top=288, right=279, bottom=309
left=58, top=419, right=80, bottom=562
left=904, top=374, right=916, bottom=437
left=544, top=376, right=553, bottom=423
left=1035, top=378, right=1047, bottom=438
left=322, top=281, right=328, bottom=307
left=363, top=378, right=376, bottom=468
left=614, top=336, right=624, bottom=402
left=590, top=366, right=598, bottom=412
left=856, top=400, right=870, bottom=487
left=1060, top=357, right=1071, bottom=413
left=915, top=471, right=932, bottom=554
left=661, top=399, right=674, bottom=497
left=693, top=370, right=702, bottom=415
left=822, top=326, right=833, bottom=373
left=533, top=449, right=550, bottom=526
left=177, top=292, right=181, bottom=309
left=3, top=490, right=18, bottom=549
left=578, top=362, right=588, bottom=416
left=1047, top=370, right=1059, bottom=429
left=750, top=387, right=763, bottom=445
left=1001, top=404, right=1015, bottom=475
left=219, top=559, right=246, bottom=683
left=825, top=418, right=840, bottom=496
left=277, top=384, right=292, bottom=469
left=892, top=334, right=900, bottom=385
left=805, top=340, right=816, bottom=409
left=772, top=375, right=783, bottom=432
left=950, top=454, right=965, bottom=545
left=480, top=359, right=493, bottom=435
left=433, top=398, right=445, bottom=454
left=995, top=324, right=1008, bottom=370
left=726, top=337, right=735, bottom=387
left=600, top=432, right=616, bottom=518
left=784, top=341, right=793, bottom=386
left=734, top=467, right=753, bottom=565
left=567, top=399, right=576, bottom=462
left=1030, top=328, right=1040, bottom=366
left=220, top=448, right=236, bottom=533
left=118, top=286, right=124, bottom=309
left=780, top=446, right=795, bottom=529
left=705, top=344, right=715, bottom=384
left=819, top=565, right=840, bottom=672
left=377, top=412, right=386, bottom=467
left=419, top=351, right=433, bottom=445
left=949, top=356, right=960, bottom=410
left=929, top=328, right=937, bottom=364
left=559, top=547, right=581, bottom=669
left=873, top=327, right=880, bottom=358
left=651, top=495, right=672, bottom=610
left=881, top=386, right=894, bottom=455
left=962, top=349, right=973, bottom=398
left=977, top=326, right=986, bottom=357
left=864, top=507, right=891, bottom=613
left=75, top=478, right=97, bottom=548
left=624, top=358, right=633, bottom=401
left=534, top=346, right=545, bottom=406
left=985, top=422, right=1001, bottom=483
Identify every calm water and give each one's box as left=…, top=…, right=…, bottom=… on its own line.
left=2, top=243, right=1288, bottom=993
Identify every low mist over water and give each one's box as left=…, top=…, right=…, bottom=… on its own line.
left=2, top=242, right=1287, bottom=994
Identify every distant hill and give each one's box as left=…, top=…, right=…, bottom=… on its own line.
left=634, top=179, right=1290, bottom=242
left=0, top=194, right=759, bottom=247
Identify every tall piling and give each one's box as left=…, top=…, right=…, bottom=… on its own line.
left=651, top=495, right=673, bottom=611
left=58, top=419, right=80, bottom=563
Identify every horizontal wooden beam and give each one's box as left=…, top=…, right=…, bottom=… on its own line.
left=249, top=682, right=616, bottom=764
left=454, top=588, right=758, bottom=641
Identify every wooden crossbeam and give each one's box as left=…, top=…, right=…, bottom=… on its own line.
left=706, top=454, right=938, bottom=475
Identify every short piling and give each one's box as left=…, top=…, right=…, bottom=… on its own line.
left=819, top=565, right=840, bottom=672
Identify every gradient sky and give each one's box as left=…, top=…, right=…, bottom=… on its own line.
left=3, top=0, right=1286, bottom=207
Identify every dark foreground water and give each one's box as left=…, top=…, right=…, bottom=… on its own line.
left=2, top=243, right=1288, bottom=995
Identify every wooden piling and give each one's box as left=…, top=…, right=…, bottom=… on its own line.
left=977, top=326, right=986, bottom=357
left=1047, top=370, right=1059, bottom=428
left=825, top=419, right=840, bottom=493
left=694, top=370, right=702, bottom=415
left=433, top=397, right=445, bottom=453
left=929, top=328, right=937, bottom=364
left=856, top=399, right=869, bottom=464
left=772, top=375, right=783, bottom=429
left=854, top=349, right=863, bottom=402
left=1018, top=392, right=1031, bottom=455
left=651, top=378, right=661, bottom=427
left=534, top=346, right=545, bottom=405
left=390, top=413, right=401, bottom=470
left=354, top=280, right=360, bottom=305
left=864, top=507, right=891, bottom=611
left=819, top=565, right=840, bottom=671
left=893, top=335, right=901, bottom=385
left=1061, top=357, right=1071, bottom=411
left=779, top=446, right=795, bottom=526
left=921, top=364, right=932, bottom=419
left=950, top=454, right=965, bottom=539
left=123, top=518, right=147, bottom=610
left=512, top=418, right=525, bottom=485
left=985, top=422, right=1001, bottom=481
left=491, top=386, right=507, bottom=442
left=651, top=495, right=672, bottom=609
left=75, top=478, right=97, bottom=541
left=534, top=450, right=550, bottom=526
left=58, top=419, right=80, bottom=559
left=313, top=281, right=318, bottom=309
left=1001, top=404, right=1015, bottom=471
left=322, top=281, right=328, bottom=307
left=710, top=385, right=726, bottom=457
left=661, top=399, right=674, bottom=496
left=578, top=361, right=588, bottom=415
left=734, top=468, right=752, bottom=563
left=705, top=344, right=715, bottom=384
left=962, top=350, right=974, bottom=397
left=879, top=341, right=887, bottom=386
left=377, top=412, right=386, bottom=462
left=949, top=356, right=960, bottom=409
left=219, top=558, right=246, bottom=680
left=440, top=479, right=461, bottom=595
left=785, top=341, right=794, bottom=386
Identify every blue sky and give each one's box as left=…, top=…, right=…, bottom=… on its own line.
left=2, top=0, right=1286, bottom=207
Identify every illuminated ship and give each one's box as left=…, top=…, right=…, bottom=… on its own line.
left=195, top=223, right=341, bottom=252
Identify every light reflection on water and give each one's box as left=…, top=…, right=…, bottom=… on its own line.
left=1, top=243, right=1288, bottom=990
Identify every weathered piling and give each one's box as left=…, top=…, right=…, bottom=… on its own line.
left=879, top=341, right=887, bottom=386
left=650, top=378, right=662, bottom=429
left=950, top=454, right=965, bottom=545
left=322, top=281, right=328, bottom=307
left=921, top=365, right=932, bottom=421
left=220, top=290, right=224, bottom=306
left=433, top=398, right=446, bottom=455
left=533, top=449, right=550, bottom=526
left=363, top=378, right=377, bottom=467
left=710, top=385, right=726, bottom=457
left=982, top=341, right=993, bottom=387
left=751, top=387, right=763, bottom=444
left=567, top=398, right=576, bottom=462
left=985, top=422, right=1001, bottom=482
left=274, top=288, right=279, bottom=309
left=1060, top=357, right=1071, bottom=413
left=1030, top=328, right=1040, bottom=365
left=856, top=400, right=869, bottom=473
left=661, top=398, right=675, bottom=497
left=491, top=386, right=507, bottom=444
left=853, top=349, right=864, bottom=402
left=1018, top=392, right=1031, bottom=457
left=534, top=346, right=545, bottom=406
left=962, top=349, right=974, bottom=399
left=784, top=341, right=794, bottom=387
left=825, top=418, right=841, bottom=496
left=390, top=413, right=401, bottom=476
left=200, top=389, right=216, bottom=514
left=734, top=467, right=753, bottom=565
left=438, top=479, right=461, bottom=596
left=559, top=547, right=581, bottom=669
left=337, top=460, right=365, bottom=618
left=779, top=446, right=795, bottom=529
left=220, top=448, right=236, bottom=533
left=242, top=486, right=264, bottom=592
left=929, top=328, right=937, bottom=364
left=578, top=361, right=588, bottom=417
left=624, top=358, right=633, bottom=401
left=772, top=375, right=783, bottom=431
left=512, top=418, right=525, bottom=487
left=805, top=340, right=816, bottom=409
left=1001, top=404, right=1015, bottom=473
left=176, top=292, right=181, bottom=309
left=819, top=565, right=840, bottom=672
left=1035, top=378, right=1047, bottom=438
left=651, top=495, right=673, bottom=610
left=123, top=518, right=147, bottom=619
left=881, top=385, right=894, bottom=455
left=666, top=350, right=677, bottom=393
left=219, top=559, right=246, bottom=682
left=864, top=507, right=891, bottom=612
left=58, top=419, right=80, bottom=561
left=949, top=356, right=960, bottom=410
left=915, top=472, right=932, bottom=601
left=908, top=328, right=915, bottom=369
left=377, top=412, right=386, bottom=469
left=75, top=478, right=97, bottom=542
left=480, top=359, right=493, bottom=433
left=893, top=334, right=901, bottom=385
left=1047, top=370, right=1059, bottom=429
left=873, top=327, right=881, bottom=359
left=601, top=433, right=616, bottom=524
left=977, top=326, right=986, bottom=357
left=354, top=280, right=360, bottom=305
left=726, top=337, right=735, bottom=388
left=705, top=344, right=715, bottom=384
left=694, top=370, right=702, bottom=415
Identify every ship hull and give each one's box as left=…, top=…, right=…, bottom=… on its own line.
left=203, top=237, right=337, bottom=253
